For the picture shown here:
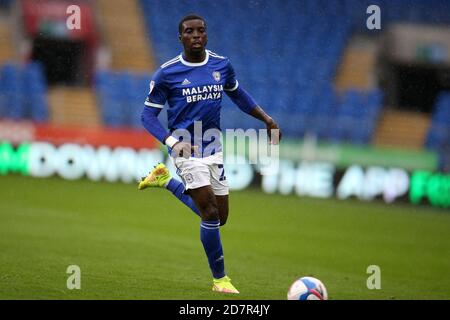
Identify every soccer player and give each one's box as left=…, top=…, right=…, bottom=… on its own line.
left=139, top=14, right=281, bottom=294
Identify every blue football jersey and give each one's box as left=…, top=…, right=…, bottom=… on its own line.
left=145, top=50, right=239, bottom=154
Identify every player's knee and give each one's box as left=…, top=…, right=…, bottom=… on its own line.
left=200, top=203, right=220, bottom=221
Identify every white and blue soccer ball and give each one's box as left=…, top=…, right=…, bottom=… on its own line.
left=287, top=276, right=328, bottom=300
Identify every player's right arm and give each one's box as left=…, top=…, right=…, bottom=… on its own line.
left=141, top=68, right=194, bottom=158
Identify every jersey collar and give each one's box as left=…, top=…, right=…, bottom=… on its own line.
left=180, top=50, right=209, bottom=67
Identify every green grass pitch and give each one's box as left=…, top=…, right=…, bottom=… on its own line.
left=0, top=175, right=449, bottom=300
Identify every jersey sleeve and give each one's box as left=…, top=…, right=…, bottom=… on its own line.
left=224, top=59, right=239, bottom=92
left=144, top=68, right=169, bottom=109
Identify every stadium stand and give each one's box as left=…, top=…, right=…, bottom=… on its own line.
left=137, top=0, right=372, bottom=142
left=1, top=0, right=449, bottom=149
left=374, top=110, right=431, bottom=149
left=0, top=0, right=12, bottom=10
left=0, top=19, right=13, bottom=65
left=427, top=92, right=450, bottom=151
left=47, top=86, right=101, bottom=127
left=334, top=37, right=377, bottom=91
left=94, top=70, right=155, bottom=128
left=0, top=62, right=49, bottom=122
left=136, top=0, right=449, bottom=143
left=426, top=92, right=450, bottom=169
left=0, top=7, right=51, bottom=124
left=95, top=0, right=155, bottom=72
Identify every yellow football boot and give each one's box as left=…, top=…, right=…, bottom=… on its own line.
left=138, top=163, right=171, bottom=190
left=212, top=276, right=240, bottom=294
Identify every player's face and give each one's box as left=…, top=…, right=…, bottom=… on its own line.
left=180, top=19, right=207, bottom=54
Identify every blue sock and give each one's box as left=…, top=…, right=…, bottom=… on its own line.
left=200, top=220, right=225, bottom=279
left=166, top=179, right=200, bottom=217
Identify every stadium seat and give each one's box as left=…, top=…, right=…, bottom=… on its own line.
left=0, top=62, right=49, bottom=122
left=425, top=91, right=450, bottom=155
left=94, top=70, right=152, bottom=128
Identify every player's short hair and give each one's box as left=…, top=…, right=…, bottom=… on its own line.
left=178, top=14, right=206, bottom=35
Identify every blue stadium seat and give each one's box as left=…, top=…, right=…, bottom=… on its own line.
left=95, top=70, right=155, bottom=128
left=426, top=91, right=450, bottom=154
left=0, top=62, right=49, bottom=122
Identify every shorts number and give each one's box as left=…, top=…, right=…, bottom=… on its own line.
left=218, top=164, right=226, bottom=181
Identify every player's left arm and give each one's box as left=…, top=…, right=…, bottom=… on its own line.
left=224, top=60, right=282, bottom=144
left=250, top=104, right=282, bottom=145
left=225, top=88, right=281, bottom=144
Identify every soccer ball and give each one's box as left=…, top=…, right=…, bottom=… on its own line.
left=287, top=276, right=328, bottom=300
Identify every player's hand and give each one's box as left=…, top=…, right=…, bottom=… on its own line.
left=171, top=141, right=199, bottom=159
left=266, top=118, right=282, bottom=145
